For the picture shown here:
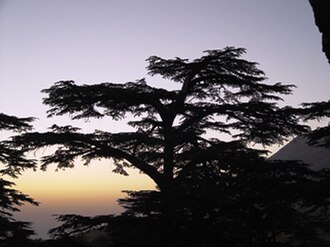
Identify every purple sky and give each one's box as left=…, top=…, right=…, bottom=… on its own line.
left=1, top=0, right=329, bottom=122
left=1, top=0, right=329, bottom=239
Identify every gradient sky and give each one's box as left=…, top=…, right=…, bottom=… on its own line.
left=1, top=0, right=329, bottom=239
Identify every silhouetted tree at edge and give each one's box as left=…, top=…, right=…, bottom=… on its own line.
left=10, top=47, right=322, bottom=246
left=48, top=158, right=330, bottom=246
left=307, top=0, right=330, bottom=147
left=298, top=100, right=330, bottom=148
left=0, top=113, right=38, bottom=246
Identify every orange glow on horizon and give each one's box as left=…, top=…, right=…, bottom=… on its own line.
left=14, top=159, right=156, bottom=209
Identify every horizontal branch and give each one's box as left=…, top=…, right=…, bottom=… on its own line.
left=11, top=127, right=164, bottom=187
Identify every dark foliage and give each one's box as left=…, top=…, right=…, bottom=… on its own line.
left=309, top=0, right=330, bottom=64
left=296, top=100, right=330, bottom=148
left=11, top=47, right=309, bottom=190
left=0, top=114, right=36, bottom=177
left=49, top=214, right=160, bottom=247
left=49, top=214, right=115, bottom=238
left=0, top=113, right=38, bottom=244
left=306, top=0, right=330, bottom=147
left=49, top=157, right=330, bottom=246
left=47, top=141, right=330, bottom=246
left=9, top=48, right=324, bottom=246
left=0, top=114, right=34, bottom=132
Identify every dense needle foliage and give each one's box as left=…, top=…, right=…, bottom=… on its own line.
left=8, top=47, right=330, bottom=246
left=11, top=47, right=309, bottom=190
left=0, top=113, right=38, bottom=244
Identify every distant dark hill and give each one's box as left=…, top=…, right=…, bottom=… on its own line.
left=270, top=136, right=330, bottom=170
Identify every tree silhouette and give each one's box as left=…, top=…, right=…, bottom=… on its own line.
left=299, top=100, right=330, bottom=148
left=0, top=113, right=38, bottom=244
left=49, top=158, right=330, bottom=246
left=309, top=0, right=330, bottom=64
left=12, top=47, right=308, bottom=188
left=11, top=47, right=313, bottom=245
left=308, top=1, right=330, bottom=146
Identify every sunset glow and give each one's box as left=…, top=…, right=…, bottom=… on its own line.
left=1, top=0, right=329, bottom=240
left=13, top=161, right=155, bottom=238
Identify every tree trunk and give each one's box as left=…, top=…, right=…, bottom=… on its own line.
left=160, top=184, right=179, bottom=247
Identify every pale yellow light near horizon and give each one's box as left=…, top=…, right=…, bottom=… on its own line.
left=14, top=159, right=156, bottom=210
left=12, top=158, right=157, bottom=239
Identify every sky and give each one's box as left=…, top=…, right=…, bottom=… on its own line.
left=0, top=0, right=329, bottom=239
